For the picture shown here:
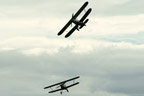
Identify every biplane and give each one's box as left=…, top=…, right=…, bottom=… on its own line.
left=57, top=1, right=92, bottom=38
left=44, top=76, right=80, bottom=94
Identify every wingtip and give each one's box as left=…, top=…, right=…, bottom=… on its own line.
left=44, top=87, right=48, bottom=89
left=86, top=1, right=89, bottom=4
left=57, top=31, right=63, bottom=36
left=57, top=33, right=61, bottom=36
left=75, top=76, right=80, bottom=78
left=65, top=35, right=69, bottom=38
left=77, top=82, right=80, bottom=84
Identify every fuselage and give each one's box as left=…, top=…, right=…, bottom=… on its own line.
left=60, top=84, right=69, bottom=91
left=72, top=19, right=84, bottom=26
left=59, top=84, right=69, bottom=94
left=71, top=19, right=85, bottom=31
left=60, top=84, right=66, bottom=89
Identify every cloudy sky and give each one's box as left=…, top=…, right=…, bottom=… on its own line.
left=0, top=0, right=144, bottom=96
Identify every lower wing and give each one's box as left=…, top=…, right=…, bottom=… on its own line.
left=66, top=82, right=79, bottom=89
left=65, top=25, right=77, bottom=38
left=49, top=88, right=63, bottom=93
left=57, top=19, right=72, bottom=36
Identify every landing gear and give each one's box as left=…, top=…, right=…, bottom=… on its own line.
left=77, top=27, right=80, bottom=31
left=66, top=89, right=69, bottom=92
left=60, top=91, right=62, bottom=95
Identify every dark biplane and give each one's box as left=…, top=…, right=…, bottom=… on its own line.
left=44, top=76, right=80, bottom=94
left=57, top=1, right=92, bottom=38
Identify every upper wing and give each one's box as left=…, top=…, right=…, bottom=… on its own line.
left=65, top=25, right=78, bottom=38
left=73, top=1, right=88, bottom=19
left=66, top=82, right=79, bottom=89
left=80, top=8, right=92, bottom=22
left=49, top=88, right=63, bottom=93
left=64, top=76, right=80, bottom=82
left=44, top=76, right=80, bottom=89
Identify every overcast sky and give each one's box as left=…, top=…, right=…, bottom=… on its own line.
left=0, top=0, right=144, bottom=96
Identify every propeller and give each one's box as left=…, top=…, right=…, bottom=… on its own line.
left=71, top=13, right=75, bottom=27
left=72, top=13, right=74, bottom=19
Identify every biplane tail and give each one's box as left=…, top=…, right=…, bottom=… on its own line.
left=79, top=19, right=89, bottom=29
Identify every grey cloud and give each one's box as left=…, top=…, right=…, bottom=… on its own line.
left=107, top=73, right=144, bottom=94
left=94, top=31, right=144, bottom=44
left=0, top=46, right=144, bottom=96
